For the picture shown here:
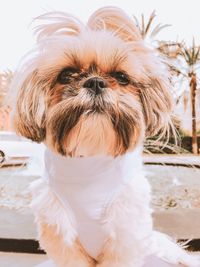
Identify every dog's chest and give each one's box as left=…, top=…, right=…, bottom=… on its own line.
left=43, top=147, right=142, bottom=259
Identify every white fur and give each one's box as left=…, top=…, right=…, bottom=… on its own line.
left=30, top=179, right=77, bottom=245
left=30, top=146, right=200, bottom=267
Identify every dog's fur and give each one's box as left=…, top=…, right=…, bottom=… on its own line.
left=12, top=6, right=200, bottom=267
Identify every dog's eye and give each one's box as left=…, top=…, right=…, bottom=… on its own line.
left=57, top=68, right=79, bottom=84
left=110, top=71, right=130, bottom=85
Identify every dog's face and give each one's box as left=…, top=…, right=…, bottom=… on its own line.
left=13, top=7, right=173, bottom=157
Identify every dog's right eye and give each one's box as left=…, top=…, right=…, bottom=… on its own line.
left=57, top=68, right=79, bottom=84
left=110, top=71, right=130, bottom=86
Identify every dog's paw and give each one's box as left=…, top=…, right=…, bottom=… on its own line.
left=96, top=261, right=143, bottom=267
left=153, top=231, right=200, bottom=267
left=178, top=254, right=200, bottom=267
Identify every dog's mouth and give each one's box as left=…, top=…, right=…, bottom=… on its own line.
left=62, top=85, right=115, bottom=114
left=46, top=88, right=143, bottom=156
left=83, top=93, right=110, bottom=114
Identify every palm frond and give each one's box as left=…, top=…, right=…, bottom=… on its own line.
left=182, top=47, right=192, bottom=65
left=133, top=10, right=169, bottom=40
left=181, top=45, right=200, bottom=66
left=133, top=15, right=140, bottom=30
left=145, top=10, right=156, bottom=35
left=150, top=23, right=171, bottom=38
left=141, top=14, right=145, bottom=37
left=192, top=37, right=196, bottom=60
left=194, top=47, right=200, bottom=62
left=157, top=41, right=182, bottom=58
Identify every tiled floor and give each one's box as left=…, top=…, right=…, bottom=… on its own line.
left=0, top=252, right=47, bottom=267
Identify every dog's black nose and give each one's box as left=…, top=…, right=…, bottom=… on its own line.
left=83, top=77, right=107, bottom=95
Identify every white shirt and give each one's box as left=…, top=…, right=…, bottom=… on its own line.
left=43, top=147, right=142, bottom=259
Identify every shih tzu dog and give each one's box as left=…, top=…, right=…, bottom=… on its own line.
left=12, top=6, right=200, bottom=267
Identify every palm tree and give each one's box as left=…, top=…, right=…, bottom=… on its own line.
left=134, top=12, right=200, bottom=154
left=160, top=40, right=200, bottom=154
left=178, top=41, right=199, bottom=154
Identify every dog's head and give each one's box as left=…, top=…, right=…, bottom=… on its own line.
left=12, top=7, right=173, bottom=157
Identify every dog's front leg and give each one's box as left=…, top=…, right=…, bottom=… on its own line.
left=96, top=235, right=147, bottom=267
left=96, top=241, right=145, bottom=267
left=96, top=180, right=153, bottom=267
left=31, top=180, right=95, bottom=267
left=38, top=221, right=95, bottom=267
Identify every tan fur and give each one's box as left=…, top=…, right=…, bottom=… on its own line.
left=88, top=6, right=142, bottom=42
left=39, top=221, right=95, bottom=267
left=64, top=114, right=117, bottom=157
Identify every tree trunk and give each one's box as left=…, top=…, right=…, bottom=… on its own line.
left=190, top=73, right=198, bottom=154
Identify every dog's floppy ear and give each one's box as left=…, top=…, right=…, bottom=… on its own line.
left=88, top=6, right=142, bottom=42
left=12, top=12, right=85, bottom=142
left=12, top=70, right=46, bottom=142
left=140, top=69, right=173, bottom=137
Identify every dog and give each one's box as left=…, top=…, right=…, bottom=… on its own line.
left=11, top=6, right=200, bottom=267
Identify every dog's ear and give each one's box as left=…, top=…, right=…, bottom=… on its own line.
left=12, top=70, right=46, bottom=142
left=140, top=66, right=173, bottom=137
left=88, top=6, right=142, bottom=42
left=34, top=11, right=84, bottom=42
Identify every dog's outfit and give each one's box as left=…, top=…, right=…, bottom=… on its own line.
left=43, top=147, right=142, bottom=259
left=34, top=147, right=185, bottom=267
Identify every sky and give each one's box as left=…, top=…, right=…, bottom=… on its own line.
left=0, top=0, right=199, bottom=71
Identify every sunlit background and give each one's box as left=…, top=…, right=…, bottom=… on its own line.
left=0, top=0, right=199, bottom=70
left=1, top=0, right=200, bottom=141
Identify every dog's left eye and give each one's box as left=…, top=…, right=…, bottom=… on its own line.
left=57, top=68, right=79, bottom=84
left=110, top=71, right=130, bottom=85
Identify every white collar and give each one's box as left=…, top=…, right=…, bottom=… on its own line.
left=43, top=146, right=142, bottom=184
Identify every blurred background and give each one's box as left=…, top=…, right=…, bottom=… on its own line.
left=0, top=1, right=200, bottom=266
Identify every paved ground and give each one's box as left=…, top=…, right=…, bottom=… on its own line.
left=0, top=252, right=47, bottom=267
left=0, top=253, right=180, bottom=267
left=1, top=252, right=199, bottom=267
left=143, top=154, right=200, bottom=165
